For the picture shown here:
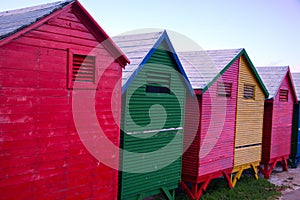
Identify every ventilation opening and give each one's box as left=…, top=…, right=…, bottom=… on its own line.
left=217, top=82, right=232, bottom=97
left=244, top=84, right=255, bottom=100
left=146, top=71, right=171, bottom=94
left=72, top=54, right=95, bottom=83
left=146, top=85, right=170, bottom=94
left=279, top=89, right=288, bottom=102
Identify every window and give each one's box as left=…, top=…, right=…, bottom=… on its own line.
left=217, top=82, right=232, bottom=97
left=279, top=89, right=288, bottom=102
left=243, top=84, right=255, bottom=100
left=68, top=49, right=96, bottom=89
left=146, top=71, right=171, bottom=94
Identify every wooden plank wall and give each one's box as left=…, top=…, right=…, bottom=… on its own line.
left=269, top=75, right=294, bottom=160
left=0, top=8, right=122, bottom=199
left=197, top=59, right=239, bottom=177
left=119, top=43, right=187, bottom=199
left=234, top=55, right=265, bottom=167
left=182, top=94, right=201, bottom=180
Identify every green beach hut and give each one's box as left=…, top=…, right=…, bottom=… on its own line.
left=113, top=31, right=193, bottom=200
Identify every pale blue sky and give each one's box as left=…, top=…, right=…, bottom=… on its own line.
left=1, top=0, right=300, bottom=72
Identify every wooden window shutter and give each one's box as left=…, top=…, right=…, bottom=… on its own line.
left=279, top=89, right=288, bottom=102
left=72, top=54, right=95, bottom=83
left=67, top=49, right=97, bottom=89
left=243, top=84, right=255, bottom=100
left=217, top=82, right=232, bottom=97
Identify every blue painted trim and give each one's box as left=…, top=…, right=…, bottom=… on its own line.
left=121, top=30, right=194, bottom=96
left=162, top=31, right=195, bottom=96
left=121, top=31, right=164, bottom=94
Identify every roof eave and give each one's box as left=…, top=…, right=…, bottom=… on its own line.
left=72, top=1, right=130, bottom=68
left=122, top=30, right=195, bottom=96
left=287, top=68, right=298, bottom=102
left=0, top=0, right=130, bottom=68
left=242, top=49, right=269, bottom=97
left=0, top=1, right=74, bottom=47
left=202, top=48, right=244, bottom=93
left=162, top=31, right=194, bottom=96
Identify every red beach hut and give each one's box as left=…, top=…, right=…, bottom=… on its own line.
left=256, top=66, right=297, bottom=178
left=0, top=0, right=129, bottom=199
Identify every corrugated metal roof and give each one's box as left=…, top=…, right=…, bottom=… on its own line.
left=112, top=31, right=194, bottom=94
left=292, top=73, right=300, bottom=100
left=178, top=48, right=243, bottom=90
left=256, top=66, right=289, bottom=99
left=0, top=0, right=74, bottom=40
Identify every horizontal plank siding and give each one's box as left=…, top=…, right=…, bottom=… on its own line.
left=181, top=94, right=201, bottom=179
left=182, top=58, right=238, bottom=183
left=0, top=8, right=122, bottom=200
left=120, top=42, right=187, bottom=199
left=269, top=75, right=294, bottom=160
left=235, top=55, right=265, bottom=167
left=198, top=59, right=239, bottom=177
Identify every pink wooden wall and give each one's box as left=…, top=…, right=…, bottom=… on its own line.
left=182, top=58, right=239, bottom=179
left=270, top=74, right=294, bottom=160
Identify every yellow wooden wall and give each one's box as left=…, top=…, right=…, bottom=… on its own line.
left=234, top=55, right=265, bottom=167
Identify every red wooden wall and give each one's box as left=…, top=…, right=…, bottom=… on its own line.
left=262, top=73, right=295, bottom=162
left=0, top=7, right=122, bottom=200
left=182, top=58, right=239, bottom=179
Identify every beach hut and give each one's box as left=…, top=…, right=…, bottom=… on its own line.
left=178, top=48, right=268, bottom=199
left=0, top=1, right=129, bottom=199
left=291, top=73, right=300, bottom=168
left=257, top=66, right=297, bottom=178
left=112, top=31, right=193, bottom=200
left=232, top=51, right=268, bottom=185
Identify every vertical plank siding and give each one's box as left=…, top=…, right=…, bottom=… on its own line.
left=235, top=55, right=265, bottom=167
left=0, top=8, right=122, bottom=200
left=119, top=43, right=187, bottom=199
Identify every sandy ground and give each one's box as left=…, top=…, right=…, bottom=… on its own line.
left=267, top=165, right=300, bottom=197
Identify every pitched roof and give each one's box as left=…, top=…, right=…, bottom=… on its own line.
left=0, top=0, right=74, bottom=40
left=178, top=48, right=269, bottom=96
left=256, top=66, right=298, bottom=102
left=256, top=66, right=289, bottom=99
left=0, top=0, right=129, bottom=66
left=178, top=49, right=243, bottom=90
left=112, top=30, right=193, bottom=94
left=292, top=73, right=300, bottom=100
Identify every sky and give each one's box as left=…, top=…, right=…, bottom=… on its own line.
left=1, top=0, right=300, bottom=72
